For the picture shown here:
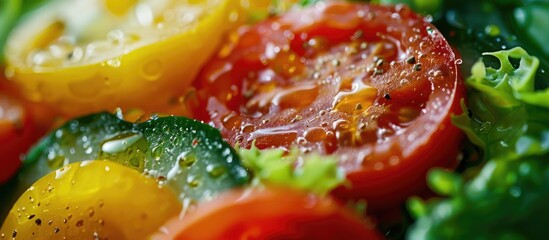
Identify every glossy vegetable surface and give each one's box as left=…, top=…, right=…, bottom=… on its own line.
left=151, top=186, right=382, bottom=240
left=4, top=0, right=242, bottom=117
left=1, top=0, right=549, bottom=239
left=1, top=160, right=181, bottom=240
left=13, top=112, right=249, bottom=205
left=409, top=48, right=549, bottom=239
left=190, top=1, right=465, bottom=211
left=0, top=92, right=34, bottom=183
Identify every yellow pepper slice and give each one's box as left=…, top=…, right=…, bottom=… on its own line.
left=4, top=0, right=242, bottom=117
left=0, top=160, right=181, bottom=239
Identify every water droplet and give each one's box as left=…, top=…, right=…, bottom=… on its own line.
left=101, top=132, right=143, bottom=154
left=389, top=156, right=400, bottom=166
left=426, top=27, right=435, bottom=36
left=135, top=4, right=154, bottom=26
left=99, top=132, right=148, bottom=171
left=229, top=10, right=239, bottom=22
left=333, top=119, right=351, bottom=131
left=272, top=85, right=319, bottom=110
left=509, top=186, right=522, bottom=197
left=398, top=107, right=421, bottom=125
left=107, top=29, right=125, bottom=45
left=222, top=113, right=242, bottom=130
left=178, top=151, right=196, bottom=167
left=152, top=145, right=163, bottom=161
left=373, top=162, right=384, bottom=170
left=206, top=164, right=226, bottom=178
left=106, top=58, right=121, bottom=68
left=241, top=124, right=256, bottom=133
left=333, top=85, right=377, bottom=114
left=142, top=60, right=163, bottom=81
left=187, top=175, right=200, bottom=188
left=47, top=150, right=66, bottom=170
left=484, top=25, right=501, bottom=37
left=68, top=75, right=106, bottom=98
left=304, top=127, right=327, bottom=142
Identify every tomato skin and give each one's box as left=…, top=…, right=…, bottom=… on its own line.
left=191, top=2, right=465, bottom=211
left=151, top=186, right=382, bottom=240
left=0, top=69, right=55, bottom=184
left=0, top=92, right=36, bottom=183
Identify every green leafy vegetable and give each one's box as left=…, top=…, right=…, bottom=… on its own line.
left=375, top=0, right=442, bottom=15
left=453, top=47, right=549, bottom=158
left=0, top=0, right=21, bottom=63
left=0, top=0, right=49, bottom=63
left=298, top=0, right=323, bottom=6
left=239, top=144, right=345, bottom=196
left=13, top=112, right=250, bottom=205
left=408, top=48, right=549, bottom=239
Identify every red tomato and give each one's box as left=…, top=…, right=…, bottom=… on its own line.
left=190, top=2, right=465, bottom=211
left=150, top=187, right=382, bottom=240
left=0, top=92, right=35, bottom=183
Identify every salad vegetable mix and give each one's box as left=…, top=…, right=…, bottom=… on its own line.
left=0, top=0, right=547, bottom=239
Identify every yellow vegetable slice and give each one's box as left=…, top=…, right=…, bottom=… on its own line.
left=0, top=160, right=181, bottom=240
left=4, top=0, right=241, bottom=117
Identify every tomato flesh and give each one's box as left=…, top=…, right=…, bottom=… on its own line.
left=151, top=187, right=382, bottom=240
left=190, top=2, right=465, bottom=211
left=0, top=88, right=39, bottom=183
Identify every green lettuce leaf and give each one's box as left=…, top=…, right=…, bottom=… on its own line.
left=408, top=47, right=549, bottom=239
left=239, top=145, right=345, bottom=196
left=453, top=47, right=549, bottom=159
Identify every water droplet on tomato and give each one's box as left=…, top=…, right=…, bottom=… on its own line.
left=398, top=107, right=421, bottom=125
left=221, top=113, right=242, bottom=130
left=241, top=124, right=256, bottom=133
left=333, top=120, right=350, bottom=131
left=304, top=127, right=327, bottom=142
left=373, top=162, right=384, bottom=171
left=273, top=85, right=319, bottom=110
left=333, top=84, right=377, bottom=114
left=388, top=156, right=400, bottom=166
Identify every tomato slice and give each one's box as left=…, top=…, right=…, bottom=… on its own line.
left=190, top=2, right=465, bottom=211
left=0, top=93, right=30, bottom=183
left=1, top=161, right=181, bottom=239
left=0, top=71, right=48, bottom=184
left=4, top=0, right=247, bottom=117
left=150, top=186, right=382, bottom=240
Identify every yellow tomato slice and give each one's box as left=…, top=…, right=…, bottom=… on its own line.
left=0, top=160, right=181, bottom=239
left=4, top=0, right=242, bottom=117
